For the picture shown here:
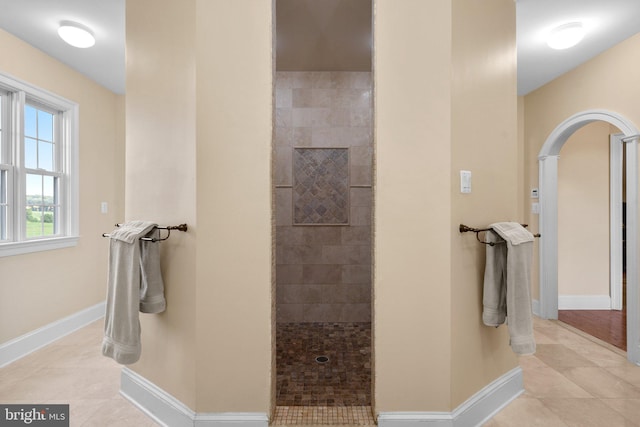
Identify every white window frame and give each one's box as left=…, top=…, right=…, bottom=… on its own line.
left=0, top=72, right=79, bottom=257
left=0, top=89, right=10, bottom=242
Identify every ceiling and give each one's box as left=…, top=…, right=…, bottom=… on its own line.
left=277, top=0, right=372, bottom=72
left=0, top=0, right=125, bottom=94
left=517, top=0, right=640, bottom=95
left=0, top=0, right=638, bottom=96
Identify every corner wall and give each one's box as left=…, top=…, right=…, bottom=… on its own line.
left=125, top=0, right=198, bottom=409
left=125, top=0, right=273, bottom=415
left=374, top=0, right=520, bottom=414
left=194, top=0, right=273, bottom=413
left=374, top=0, right=453, bottom=411
left=450, top=0, right=519, bottom=408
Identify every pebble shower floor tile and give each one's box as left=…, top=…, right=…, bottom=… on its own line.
left=276, top=322, right=371, bottom=406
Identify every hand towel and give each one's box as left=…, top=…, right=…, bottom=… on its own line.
left=482, top=231, right=507, bottom=327
left=139, top=228, right=166, bottom=314
left=102, top=221, right=159, bottom=365
left=483, top=222, right=536, bottom=356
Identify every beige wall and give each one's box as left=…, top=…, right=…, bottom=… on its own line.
left=194, top=0, right=273, bottom=413
left=374, top=0, right=453, bottom=411
left=558, top=122, right=611, bottom=297
left=524, top=32, right=640, bottom=302
left=450, top=0, right=519, bottom=408
left=125, top=0, right=198, bottom=409
left=127, top=0, right=273, bottom=413
left=375, top=0, right=518, bottom=412
left=0, top=29, right=124, bottom=343
left=518, top=96, right=527, bottom=220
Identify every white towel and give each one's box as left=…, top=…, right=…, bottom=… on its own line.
left=139, top=228, right=166, bottom=314
left=490, top=222, right=534, bottom=246
left=483, top=222, right=536, bottom=356
left=102, top=221, right=165, bottom=365
left=482, top=231, right=507, bottom=327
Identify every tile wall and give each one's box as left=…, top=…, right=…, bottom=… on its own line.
left=275, top=72, right=373, bottom=323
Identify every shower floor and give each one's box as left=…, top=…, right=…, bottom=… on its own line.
left=276, top=322, right=371, bottom=406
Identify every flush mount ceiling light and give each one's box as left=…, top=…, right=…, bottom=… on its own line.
left=58, top=21, right=95, bottom=48
left=547, top=22, right=585, bottom=50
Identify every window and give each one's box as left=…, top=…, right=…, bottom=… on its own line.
left=0, top=73, right=78, bottom=257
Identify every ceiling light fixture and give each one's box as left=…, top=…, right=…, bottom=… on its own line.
left=58, top=21, right=95, bottom=48
left=547, top=22, right=585, bottom=50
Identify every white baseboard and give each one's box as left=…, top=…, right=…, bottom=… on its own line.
left=378, top=367, right=523, bottom=427
left=194, top=413, right=270, bottom=427
left=558, top=295, right=611, bottom=310
left=121, top=368, right=269, bottom=427
left=0, top=301, right=106, bottom=367
left=121, top=355, right=520, bottom=427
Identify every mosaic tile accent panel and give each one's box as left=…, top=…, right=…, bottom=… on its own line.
left=293, top=148, right=349, bottom=225
left=272, top=406, right=375, bottom=425
left=276, top=322, right=371, bottom=406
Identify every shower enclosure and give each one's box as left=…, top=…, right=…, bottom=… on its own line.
left=273, top=1, right=373, bottom=418
left=274, top=70, right=373, bottom=409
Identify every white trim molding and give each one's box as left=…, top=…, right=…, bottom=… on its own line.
left=610, top=134, right=624, bottom=311
left=377, top=367, right=523, bottom=427
left=0, top=301, right=105, bottom=367
left=537, top=109, right=640, bottom=365
left=121, top=368, right=269, bottom=427
left=626, top=136, right=640, bottom=364
left=0, top=70, right=80, bottom=257
left=558, top=295, right=611, bottom=310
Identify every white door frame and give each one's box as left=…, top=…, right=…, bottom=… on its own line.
left=611, top=134, right=624, bottom=311
left=538, top=109, right=640, bottom=365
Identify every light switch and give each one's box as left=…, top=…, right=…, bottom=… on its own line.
left=532, top=202, right=539, bottom=214
left=101, top=202, right=108, bottom=214
left=460, top=170, right=472, bottom=193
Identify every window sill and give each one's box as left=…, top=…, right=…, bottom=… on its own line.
left=0, top=236, right=79, bottom=257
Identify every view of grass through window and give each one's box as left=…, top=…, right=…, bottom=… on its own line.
left=26, top=194, right=55, bottom=238
left=24, top=104, right=57, bottom=238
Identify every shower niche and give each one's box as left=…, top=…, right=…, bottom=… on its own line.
left=293, top=147, right=350, bottom=226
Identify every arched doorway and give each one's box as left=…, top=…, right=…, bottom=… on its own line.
left=538, top=109, right=640, bottom=365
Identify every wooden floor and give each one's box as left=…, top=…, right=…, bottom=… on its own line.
left=558, top=309, right=627, bottom=351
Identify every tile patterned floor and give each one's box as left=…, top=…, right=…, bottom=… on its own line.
left=276, top=322, right=371, bottom=406
left=484, top=317, right=640, bottom=426
left=0, top=320, right=157, bottom=426
left=2, top=317, right=640, bottom=426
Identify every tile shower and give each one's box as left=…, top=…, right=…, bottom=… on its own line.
left=274, top=71, right=373, bottom=409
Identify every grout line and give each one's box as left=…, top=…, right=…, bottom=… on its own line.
left=271, top=406, right=375, bottom=426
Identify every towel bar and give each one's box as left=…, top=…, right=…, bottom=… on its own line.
left=102, top=223, right=188, bottom=242
left=459, top=223, right=540, bottom=246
